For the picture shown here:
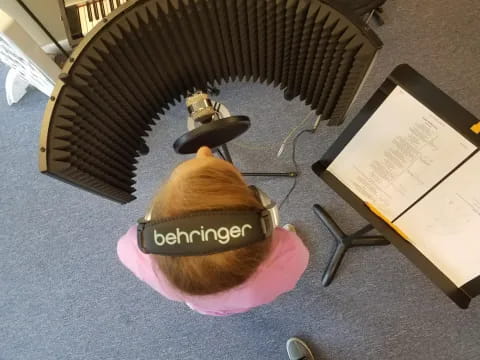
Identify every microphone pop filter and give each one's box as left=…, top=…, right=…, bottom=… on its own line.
left=173, top=116, right=250, bottom=154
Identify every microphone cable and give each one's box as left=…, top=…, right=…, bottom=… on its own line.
left=278, top=128, right=316, bottom=210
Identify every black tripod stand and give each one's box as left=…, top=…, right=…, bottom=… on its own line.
left=313, top=204, right=390, bottom=286
left=174, top=90, right=298, bottom=178
left=217, top=144, right=296, bottom=177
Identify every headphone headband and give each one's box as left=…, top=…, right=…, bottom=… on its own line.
left=137, top=210, right=273, bottom=256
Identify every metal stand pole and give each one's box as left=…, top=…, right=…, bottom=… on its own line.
left=313, top=204, right=390, bottom=286
left=220, top=144, right=233, bottom=163
left=242, top=172, right=297, bottom=177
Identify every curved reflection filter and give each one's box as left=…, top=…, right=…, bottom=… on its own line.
left=39, top=0, right=381, bottom=203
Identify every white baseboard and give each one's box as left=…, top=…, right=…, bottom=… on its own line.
left=41, top=39, right=71, bottom=55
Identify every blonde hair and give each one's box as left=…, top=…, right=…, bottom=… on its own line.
left=149, top=157, right=272, bottom=295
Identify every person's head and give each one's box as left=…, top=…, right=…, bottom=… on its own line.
left=148, top=146, right=272, bottom=295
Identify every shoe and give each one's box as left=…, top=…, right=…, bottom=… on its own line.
left=286, top=337, right=315, bottom=360
left=282, top=224, right=297, bottom=233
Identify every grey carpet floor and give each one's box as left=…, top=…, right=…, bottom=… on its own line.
left=1, top=0, right=480, bottom=359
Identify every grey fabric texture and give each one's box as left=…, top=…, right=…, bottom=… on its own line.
left=1, top=0, right=479, bottom=359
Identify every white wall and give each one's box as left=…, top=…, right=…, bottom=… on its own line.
left=0, top=0, right=67, bottom=47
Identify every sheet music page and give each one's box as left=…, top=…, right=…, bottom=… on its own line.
left=327, top=86, right=476, bottom=221
left=394, top=152, right=480, bottom=287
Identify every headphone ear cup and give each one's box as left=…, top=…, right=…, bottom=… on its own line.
left=249, top=185, right=273, bottom=208
left=248, top=185, right=279, bottom=227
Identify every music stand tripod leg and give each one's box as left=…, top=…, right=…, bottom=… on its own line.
left=313, top=204, right=390, bottom=286
left=322, top=241, right=349, bottom=286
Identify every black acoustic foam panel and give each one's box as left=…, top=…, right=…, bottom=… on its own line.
left=39, top=0, right=382, bottom=204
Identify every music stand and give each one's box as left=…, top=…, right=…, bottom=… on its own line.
left=311, top=64, right=480, bottom=308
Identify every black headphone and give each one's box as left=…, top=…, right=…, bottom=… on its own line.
left=137, top=186, right=279, bottom=256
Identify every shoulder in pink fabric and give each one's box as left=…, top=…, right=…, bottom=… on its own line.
left=117, top=225, right=309, bottom=316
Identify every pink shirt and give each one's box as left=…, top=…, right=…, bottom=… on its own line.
left=117, top=225, right=309, bottom=316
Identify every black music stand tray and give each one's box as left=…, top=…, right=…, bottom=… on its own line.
left=313, top=204, right=389, bottom=286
